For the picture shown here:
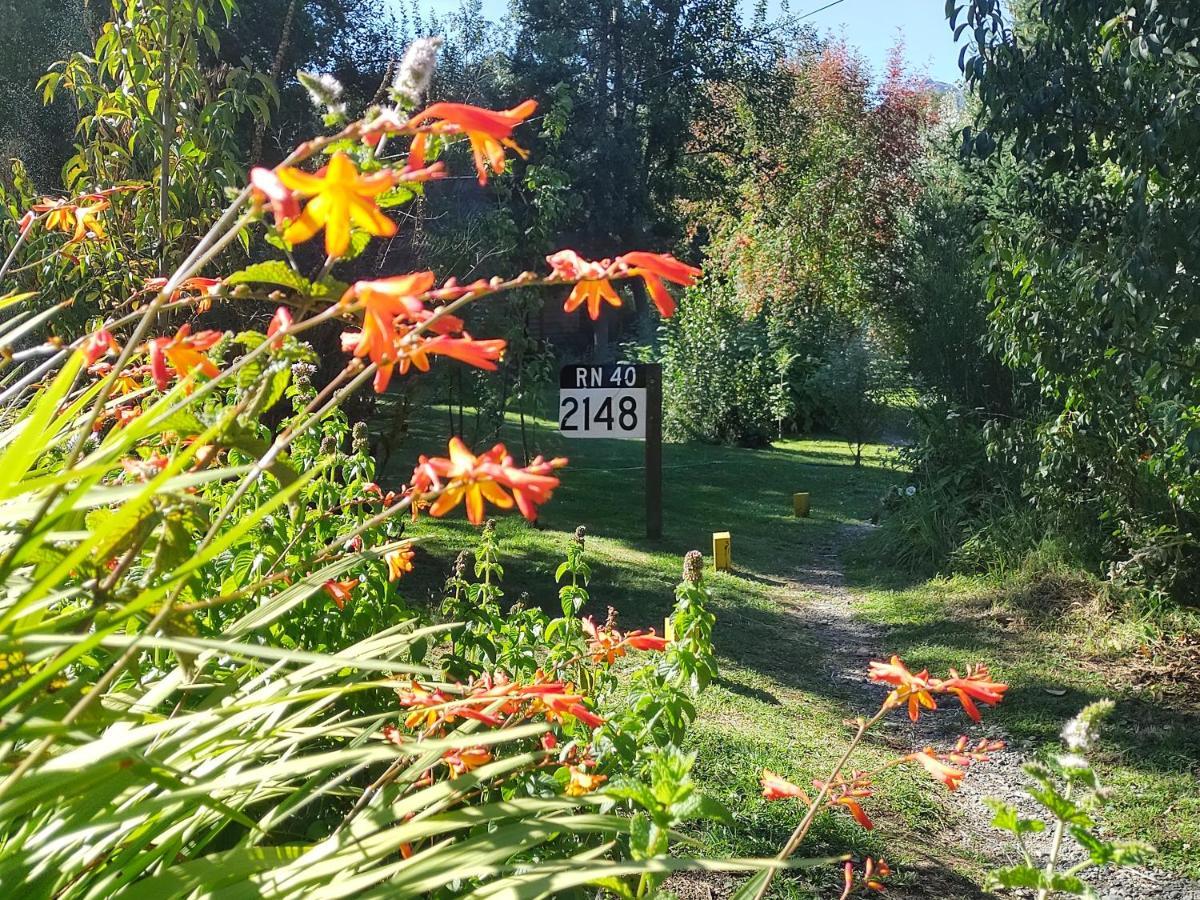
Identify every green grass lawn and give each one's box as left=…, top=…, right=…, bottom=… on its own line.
left=844, top=555, right=1200, bottom=881
left=372, top=401, right=1199, bottom=895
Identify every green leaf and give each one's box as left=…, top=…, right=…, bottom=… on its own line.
left=984, top=798, right=1046, bottom=835
left=985, top=864, right=1044, bottom=890
left=311, top=276, right=350, bottom=300
left=225, top=261, right=312, bottom=294
left=1028, top=784, right=1093, bottom=826
left=376, top=185, right=415, bottom=208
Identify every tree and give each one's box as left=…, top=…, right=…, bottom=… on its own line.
left=812, top=330, right=898, bottom=466
left=671, top=42, right=938, bottom=440
left=957, top=0, right=1200, bottom=598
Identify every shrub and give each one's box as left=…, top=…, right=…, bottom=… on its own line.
left=662, top=283, right=784, bottom=447
left=873, top=404, right=1019, bottom=572
left=959, top=0, right=1200, bottom=602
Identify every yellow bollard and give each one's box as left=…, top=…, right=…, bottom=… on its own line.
left=664, top=617, right=675, bottom=641
left=712, top=531, right=732, bottom=572
left=793, top=492, right=811, bottom=517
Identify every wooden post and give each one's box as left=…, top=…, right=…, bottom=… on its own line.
left=713, top=531, right=732, bottom=571
left=793, top=492, right=811, bottom=517
left=645, top=364, right=662, bottom=539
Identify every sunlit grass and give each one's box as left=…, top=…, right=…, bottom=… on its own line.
left=845, top=561, right=1200, bottom=879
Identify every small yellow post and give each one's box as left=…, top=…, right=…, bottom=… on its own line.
left=712, top=531, right=732, bottom=572
left=793, top=492, right=811, bottom=517
left=664, top=617, right=675, bottom=641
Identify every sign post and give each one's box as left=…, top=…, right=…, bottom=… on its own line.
left=558, top=363, right=664, bottom=539
left=644, top=364, right=662, bottom=539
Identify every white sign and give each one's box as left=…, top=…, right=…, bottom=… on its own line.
left=558, top=364, right=647, bottom=440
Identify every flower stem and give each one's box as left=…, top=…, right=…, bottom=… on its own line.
left=751, top=705, right=890, bottom=900
left=1038, top=781, right=1073, bottom=900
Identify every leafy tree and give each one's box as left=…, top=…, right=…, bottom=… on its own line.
left=671, top=42, right=938, bottom=441
left=812, top=330, right=899, bottom=466
left=505, top=0, right=797, bottom=254
left=957, top=0, right=1200, bottom=599
left=41, top=0, right=274, bottom=267
left=873, top=137, right=1014, bottom=413
left=662, top=282, right=784, bottom=446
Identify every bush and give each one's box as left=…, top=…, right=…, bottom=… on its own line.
left=662, top=283, right=786, bottom=447
left=873, top=403, right=1023, bottom=572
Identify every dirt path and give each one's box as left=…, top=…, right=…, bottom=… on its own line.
left=777, top=524, right=1200, bottom=900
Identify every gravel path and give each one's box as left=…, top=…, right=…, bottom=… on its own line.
left=777, top=523, right=1200, bottom=900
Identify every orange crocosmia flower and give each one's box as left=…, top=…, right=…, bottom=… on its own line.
left=624, top=630, right=670, bottom=652
left=277, top=152, right=397, bottom=257
left=342, top=273, right=439, bottom=320
left=68, top=200, right=108, bottom=243
left=616, top=251, right=701, bottom=318
left=533, top=690, right=605, bottom=729
left=905, top=749, right=965, bottom=791
left=842, top=858, right=890, bottom=899
left=581, top=617, right=626, bottom=665
left=386, top=546, right=415, bottom=581
left=944, top=735, right=1006, bottom=767
left=395, top=681, right=448, bottom=731
left=443, top=746, right=492, bottom=776
left=492, top=453, right=565, bottom=522
left=868, top=655, right=936, bottom=722
left=340, top=272, right=438, bottom=392
left=833, top=795, right=874, bottom=830
left=249, top=167, right=301, bottom=225
left=931, top=664, right=1008, bottom=723
left=419, top=334, right=506, bottom=370
left=409, top=441, right=564, bottom=525
left=147, top=324, right=222, bottom=392
left=466, top=672, right=526, bottom=718
left=322, top=577, right=359, bottom=610
left=840, top=861, right=855, bottom=900
left=564, top=765, right=606, bottom=796
left=429, top=275, right=494, bottom=303
left=101, top=364, right=148, bottom=395
left=143, top=276, right=223, bottom=304
left=547, top=249, right=623, bottom=320
left=81, top=329, right=119, bottom=366
left=266, top=306, right=293, bottom=348
left=395, top=680, right=507, bottom=732
left=32, top=197, right=110, bottom=244
left=865, top=857, right=890, bottom=892
left=760, top=770, right=811, bottom=803
left=424, top=438, right=514, bottom=525
left=397, top=331, right=505, bottom=378
left=816, top=773, right=874, bottom=829
left=406, top=100, right=538, bottom=185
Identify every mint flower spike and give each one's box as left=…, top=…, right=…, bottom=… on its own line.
left=1061, top=698, right=1115, bottom=751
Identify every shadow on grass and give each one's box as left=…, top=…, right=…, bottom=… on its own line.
left=715, top=676, right=782, bottom=707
